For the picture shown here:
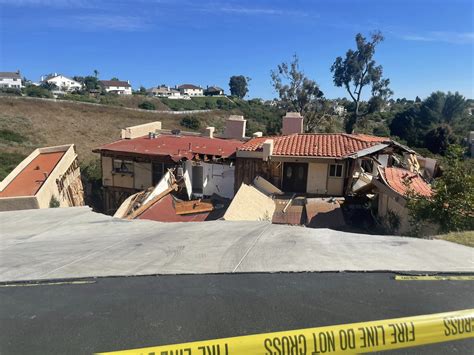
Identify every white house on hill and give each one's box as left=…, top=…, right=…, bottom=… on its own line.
left=42, top=74, right=83, bottom=92
left=0, top=71, right=23, bottom=89
left=100, top=80, right=132, bottom=95
left=177, top=84, right=203, bottom=97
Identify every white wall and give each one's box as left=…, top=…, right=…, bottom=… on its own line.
left=185, top=161, right=235, bottom=199
left=47, top=76, right=82, bottom=91
left=0, top=77, right=23, bottom=89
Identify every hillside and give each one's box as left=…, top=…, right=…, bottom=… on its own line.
left=0, top=97, right=230, bottom=178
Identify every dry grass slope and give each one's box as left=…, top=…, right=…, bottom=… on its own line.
left=0, top=97, right=228, bottom=163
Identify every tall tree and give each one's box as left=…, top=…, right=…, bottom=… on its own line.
left=270, top=55, right=326, bottom=132
left=229, top=75, right=250, bottom=98
left=93, top=69, right=99, bottom=78
left=330, top=31, right=393, bottom=133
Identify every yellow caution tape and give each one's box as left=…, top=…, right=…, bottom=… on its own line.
left=97, top=309, right=474, bottom=354
left=395, top=275, right=474, bottom=281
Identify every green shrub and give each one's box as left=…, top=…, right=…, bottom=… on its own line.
left=0, top=88, right=22, bottom=96
left=180, top=116, right=201, bottom=130
left=0, top=152, right=26, bottom=180
left=0, top=129, right=26, bottom=143
left=24, top=85, right=52, bottom=98
left=49, top=196, right=60, bottom=208
left=138, top=101, right=156, bottom=110
left=60, top=94, right=97, bottom=103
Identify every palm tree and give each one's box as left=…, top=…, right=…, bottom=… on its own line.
left=93, top=69, right=99, bottom=78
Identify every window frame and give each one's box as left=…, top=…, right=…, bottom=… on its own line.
left=328, top=163, right=344, bottom=178
left=112, top=159, right=134, bottom=175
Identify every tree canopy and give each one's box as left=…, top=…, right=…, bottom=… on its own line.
left=331, top=31, right=393, bottom=133
left=271, top=55, right=328, bottom=132
left=407, top=145, right=474, bottom=234
left=229, top=75, right=250, bottom=98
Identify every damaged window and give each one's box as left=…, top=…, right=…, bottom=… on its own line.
left=329, top=164, right=343, bottom=178
left=113, top=159, right=134, bottom=174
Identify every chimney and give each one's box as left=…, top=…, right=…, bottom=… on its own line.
left=282, top=112, right=303, bottom=135
left=204, top=126, right=215, bottom=139
left=262, top=139, right=274, bottom=162
left=224, top=115, right=247, bottom=140
left=253, top=131, right=263, bottom=138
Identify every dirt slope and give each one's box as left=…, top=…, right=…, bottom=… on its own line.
left=0, top=97, right=227, bottom=163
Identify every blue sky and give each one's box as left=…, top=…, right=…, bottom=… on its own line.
left=0, top=0, right=473, bottom=100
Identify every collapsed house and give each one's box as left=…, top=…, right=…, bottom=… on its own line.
left=235, top=112, right=420, bottom=196
left=113, top=169, right=230, bottom=222
left=372, top=166, right=433, bottom=235
left=93, top=119, right=246, bottom=214
left=0, top=144, right=84, bottom=211
left=96, top=112, right=435, bottom=232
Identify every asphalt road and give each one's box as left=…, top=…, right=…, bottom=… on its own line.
left=0, top=272, right=473, bottom=354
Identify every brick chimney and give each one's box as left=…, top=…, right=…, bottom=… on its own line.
left=224, top=115, right=247, bottom=140
left=282, top=112, right=303, bottom=135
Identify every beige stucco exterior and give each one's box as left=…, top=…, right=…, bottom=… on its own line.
left=307, top=163, right=328, bottom=194
left=0, top=144, right=84, bottom=211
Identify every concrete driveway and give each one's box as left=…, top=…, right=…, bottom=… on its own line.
left=0, top=207, right=472, bottom=282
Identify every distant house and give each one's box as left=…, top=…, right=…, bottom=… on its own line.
left=204, top=85, right=224, bottom=96
left=333, top=103, right=347, bottom=116
left=100, top=80, right=132, bottom=95
left=42, top=74, right=82, bottom=92
left=0, top=144, right=85, bottom=211
left=177, top=84, right=203, bottom=97
left=147, top=85, right=181, bottom=98
left=0, top=71, right=23, bottom=89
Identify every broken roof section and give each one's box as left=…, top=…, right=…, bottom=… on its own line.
left=378, top=167, right=433, bottom=198
left=114, top=168, right=229, bottom=223
left=238, top=133, right=392, bottom=158
left=0, top=151, right=65, bottom=197
left=94, top=131, right=244, bottom=162
left=0, top=144, right=84, bottom=211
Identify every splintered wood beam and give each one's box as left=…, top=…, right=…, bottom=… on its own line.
left=126, top=183, right=178, bottom=220
left=175, top=199, right=214, bottom=215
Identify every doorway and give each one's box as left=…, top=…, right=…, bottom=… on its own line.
left=282, top=162, right=308, bottom=193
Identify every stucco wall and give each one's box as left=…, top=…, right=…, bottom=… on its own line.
left=327, top=176, right=344, bottom=195
left=307, top=163, right=328, bottom=194
left=134, top=162, right=152, bottom=190
left=378, top=192, right=410, bottom=235
left=35, top=146, right=83, bottom=208
left=101, top=156, right=134, bottom=189
left=0, top=196, right=39, bottom=211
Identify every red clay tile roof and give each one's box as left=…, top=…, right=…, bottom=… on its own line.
left=0, top=151, right=65, bottom=197
left=379, top=167, right=432, bottom=198
left=100, top=80, right=131, bottom=88
left=239, top=133, right=390, bottom=158
left=178, top=84, right=201, bottom=90
left=94, top=133, right=243, bottom=161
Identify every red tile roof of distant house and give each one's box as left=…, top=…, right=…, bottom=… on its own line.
left=239, top=133, right=390, bottom=158
left=0, top=151, right=65, bottom=197
left=379, top=167, right=433, bottom=198
left=100, top=80, right=131, bottom=88
left=138, top=194, right=210, bottom=222
left=178, top=84, right=201, bottom=90
left=94, top=133, right=244, bottom=161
